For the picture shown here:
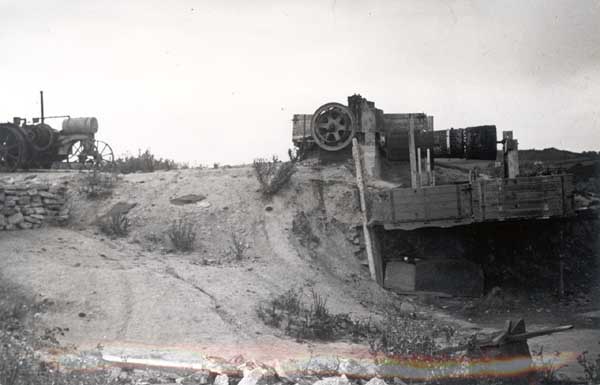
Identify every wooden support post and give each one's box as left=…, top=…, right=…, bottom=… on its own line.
left=417, top=147, right=422, bottom=187
left=426, top=148, right=432, bottom=187
left=558, top=228, right=565, bottom=298
left=409, top=116, right=418, bottom=188
left=352, top=138, right=383, bottom=285
left=427, top=148, right=435, bottom=186
left=503, top=138, right=520, bottom=179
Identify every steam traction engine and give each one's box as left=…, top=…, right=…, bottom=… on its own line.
left=0, top=91, right=113, bottom=171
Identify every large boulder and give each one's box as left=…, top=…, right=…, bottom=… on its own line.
left=338, top=358, right=377, bottom=378
left=306, top=356, right=340, bottom=376
left=312, top=375, right=351, bottom=385
left=238, top=366, right=278, bottom=385
left=365, top=378, right=388, bottom=385
left=214, top=374, right=229, bottom=385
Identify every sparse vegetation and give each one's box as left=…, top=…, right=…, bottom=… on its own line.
left=229, top=231, right=247, bottom=260
left=113, top=149, right=179, bottom=174
left=257, top=288, right=459, bottom=356
left=81, top=169, right=117, bottom=199
left=368, top=305, right=456, bottom=358
left=0, top=275, right=112, bottom=385
left=577, top=349, right=600, bottom=385
left=257, top=288, right=371, bottom=342
left=99, top=211, right=130, bottom=237
left=253, top=156, right=296, bottom=196
left=531, top=347, right=563, bottom=384
left=167, top=217, right=197, bottom=252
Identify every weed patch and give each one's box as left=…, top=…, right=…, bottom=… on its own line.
left=577, top=350, right=600, bottom=385
left=257, top=288, right=372, bottom=342
left=99, top=211, right=130, bottom=237
left=168, top=217, right=197, bottom=252
left=253, top=156, right=296, bottom=196
left=113, top=149, right=179, bottom=174
left=257, top=289, right=459, bottom=356
left=229, top=232, right=247, bottom=260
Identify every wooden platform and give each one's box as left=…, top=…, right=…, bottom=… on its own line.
left=369, top=174, right=574, bottom=230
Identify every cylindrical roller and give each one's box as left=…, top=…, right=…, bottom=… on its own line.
left=61, top=117, right=98, bottom=135
left=311, top=102, right=356, bottom=151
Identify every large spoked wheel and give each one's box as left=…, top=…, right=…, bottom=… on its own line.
left=311, top=102, right=356, bottom=151
left=93, top=140, right=115, bottom=169
left=0, top=124, right=26, bottom=172
left=67, top=140, right=114, bottom=170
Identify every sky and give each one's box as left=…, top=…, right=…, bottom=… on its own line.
left=1, top=0, right=599, bottom=165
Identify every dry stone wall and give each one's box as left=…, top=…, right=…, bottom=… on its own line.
left=0, top=182, right=68, bottom=230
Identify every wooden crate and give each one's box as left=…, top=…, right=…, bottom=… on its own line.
left=292, top=114, right=312, bottom=142
left=473, top=175, right=574, bottom=221
left=370, top=174, right=574, bottom=230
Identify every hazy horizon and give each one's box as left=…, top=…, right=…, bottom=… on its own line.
left=1, top=0, right=599, bottom=165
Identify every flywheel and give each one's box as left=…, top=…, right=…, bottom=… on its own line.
left=311, top=102, right=356, bottom=151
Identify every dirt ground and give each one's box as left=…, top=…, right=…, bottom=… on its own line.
left=0, top=166, right=388, bottom=361
left=1, top=165, right=598, bottom=381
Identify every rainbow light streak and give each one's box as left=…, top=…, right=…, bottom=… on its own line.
left=48, top=343, right=579, bottom=382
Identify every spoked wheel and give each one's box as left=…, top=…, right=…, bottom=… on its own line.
left=0, top=124, right=26, bottom=172
left=311, top=102, right=356, bottom=151
left=67, top=140, right=114, bottom=170
left=93, top=140, right=115, bottom=169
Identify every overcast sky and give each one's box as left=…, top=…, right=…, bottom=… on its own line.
left=1, top=0, right=599, bottom=165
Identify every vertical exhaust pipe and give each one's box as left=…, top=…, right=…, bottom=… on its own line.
left=40, top=90, right=45, bottom=124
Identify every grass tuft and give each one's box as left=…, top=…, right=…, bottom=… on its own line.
left=99, top=211, right=130, bottom=237
left=168, top=217, right=197, bottom=252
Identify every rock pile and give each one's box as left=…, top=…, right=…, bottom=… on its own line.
left=0, top=182, right=69, bottom=230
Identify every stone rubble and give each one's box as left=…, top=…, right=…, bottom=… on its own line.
left=0, top=181, right=69, bottom=230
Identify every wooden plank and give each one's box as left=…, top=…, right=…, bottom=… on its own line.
left=409, top=116, right=418, bottom=188
left=500, top=210, right=558, bottom=218
left=502, top=191, right=550, bottom=199
left=391, top=185, right=463, bottom=197
left=503, top=182, right=562, bottom=190
left=391, top=196, right=460, bottom=205
left=352, top=138, right=383, bottom=285
left=394, top=207, right=426, bottom=219
left=393, top=210, right=461, bottom=221
left=383, top=217, right=475, bottom=230
left=502, top=205, right=561, bottom=213
left=502, top=198, right=562, bottom=206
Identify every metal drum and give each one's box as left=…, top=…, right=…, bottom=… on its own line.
left=61, top=117, right=98, bottom=135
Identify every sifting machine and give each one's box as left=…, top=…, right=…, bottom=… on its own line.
left=292, top=94, right=575, bottom=291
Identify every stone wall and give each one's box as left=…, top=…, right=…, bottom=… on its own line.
left=0, top=182, right=69, bottom=230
